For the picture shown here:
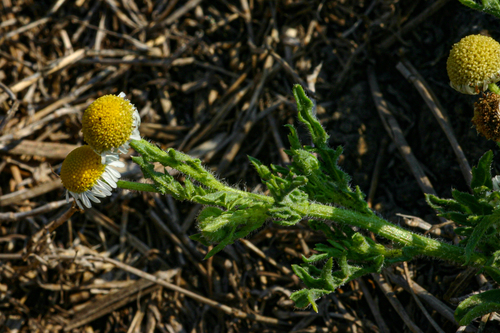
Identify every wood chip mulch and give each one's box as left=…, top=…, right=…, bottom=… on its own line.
left=1, top=0, right=499, bottom=332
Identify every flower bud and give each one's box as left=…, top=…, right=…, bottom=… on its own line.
left=447, top=35, right=500, bottom=95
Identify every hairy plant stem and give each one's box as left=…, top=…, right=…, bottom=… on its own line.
left=130, top=139, right=274, bottom=203
left=117, top=180, right=159, bottom=193
left=128, top=139, right=488, bottom=267
left=307, top=203, right=488, bottom=267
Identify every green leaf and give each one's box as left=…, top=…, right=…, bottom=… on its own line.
left=440, top=212, right=471, bottom=226
left=269, top=205, right=303, bottom=226
left=308, top=220, right=337, bottom=239
left=456, top=0, right=482, bottom=11
left=465, top=210, right=500, bottom=263
left=248, top=156, right=272, bottom=180
left=482, top=0, right=500, bottom=18
left=454, top=226, right=473, bottom=236
left=484, top=266, right=500, bottom=284
left=471, top=151, right=493, bottom=190
left=293, top=84, right=328, bottom=146
left=455, top=289, right=500, bottom=325
left=302, top=253, right=329, bottom=263
left=285, top=124, right=302, bottom=150
left=452, top=190, right=492, bottom=215
left=425, top=194, right=466, bottom=214
left=456, top=0, right=500, bottom=19
left=292, top=258, right=334, bottom=290
left=189, top=233, right=211, bottom=246
left=290, top=288, right=332, bottom=313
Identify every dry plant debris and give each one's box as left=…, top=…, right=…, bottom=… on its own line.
left=0, top=0, right=498, bottom=332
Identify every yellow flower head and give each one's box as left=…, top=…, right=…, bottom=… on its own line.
left=60, top=146, right=124, bottom=209
left=472, top=93, right=500, bottom=141
left=447, top=34, right=500, bottom=95
left=82, top=92, right=141, bottom=161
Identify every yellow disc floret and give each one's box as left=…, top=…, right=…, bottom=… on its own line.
left=82, top=94, right=135, bottom=153
left=447, top=35, right=500, bottom=95
left=60, top=146, right=106, bottom=193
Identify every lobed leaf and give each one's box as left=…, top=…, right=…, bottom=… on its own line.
left=471, top=151, right=493, bottom=190
left=465, top=210, right=500, bottom=263
left=455, top=289, right=500, bottom=325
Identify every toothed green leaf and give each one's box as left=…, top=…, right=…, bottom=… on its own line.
left=455, top=289, right=500, bottom=326
left=471, top=151, right=493, bottom=190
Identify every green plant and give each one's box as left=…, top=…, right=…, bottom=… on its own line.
left=61, top=28, right=500, bottom=325
left=112, top=85, right=498, bottom=322
left=457, top=0, right=500, bottom=19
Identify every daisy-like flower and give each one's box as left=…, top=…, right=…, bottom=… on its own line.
left=82, top=92, right=141, bottom=162
left=60, top=146, right=124, bottom=209
left=472, top=92, right=500, bottom=141
left=447, top=34, right=500, bottom=95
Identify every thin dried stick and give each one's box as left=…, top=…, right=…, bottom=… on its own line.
left=0, top=81, right=20, bottom=133
left=87, top=255, right=290, bottom=326
left=367, top=65, right=437, bottom=196
left=0, top=199, right=71, bottom=222
left=372, top=272, right=424, bottom=333
left=358, top=278, right=390, bottom=333
left=397, top=60, right=472, bottom=188
left=378, top=0, right=451, bottom=50
left=403, top=262, right=446, bottom=333
left=23, top=205, right=78, bottom=258
left=386, top=270, right=457, bottom=324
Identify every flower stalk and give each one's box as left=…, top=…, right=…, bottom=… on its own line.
left=116, top=180, right=159, bottom=193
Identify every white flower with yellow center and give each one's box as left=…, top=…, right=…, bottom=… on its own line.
left=82, top=92, right=141, bottom=162
left=447, top=34, right=500, bottom=95
left=60, top=146, right=124, bottom=209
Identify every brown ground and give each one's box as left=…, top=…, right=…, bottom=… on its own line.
left=1, top=0, right=499, bottom=332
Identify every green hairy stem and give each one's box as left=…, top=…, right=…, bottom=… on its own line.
left=120, top=84, right=500, bottom=318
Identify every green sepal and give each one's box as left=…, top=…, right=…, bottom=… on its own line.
left=455, top=289, right=500, bottom=326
